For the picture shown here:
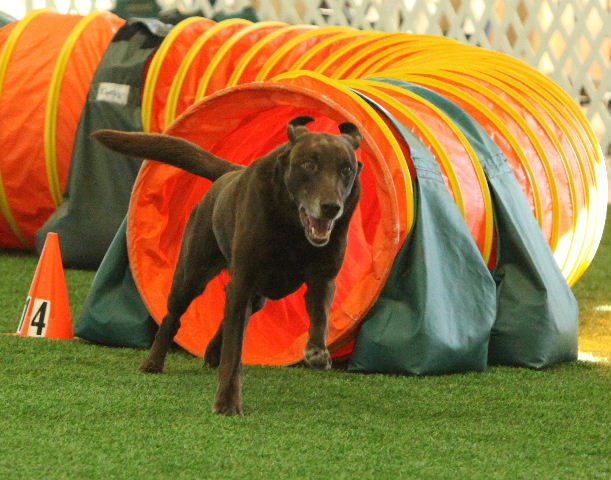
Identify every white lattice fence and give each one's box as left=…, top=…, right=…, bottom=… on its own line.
left=3, top=0, right=610, bottom=151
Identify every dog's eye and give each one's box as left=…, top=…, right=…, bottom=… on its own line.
left=301, top=161, right=317, bottom=171
left=341, top=165, right=353, bottom=176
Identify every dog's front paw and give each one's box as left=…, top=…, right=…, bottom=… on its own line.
left=212, top=401, right=244, bottom=416
left=139, top=358, right=164, bottom=374
left=304, top=345, right=332, bottom=370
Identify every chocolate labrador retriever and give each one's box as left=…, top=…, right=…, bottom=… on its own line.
left=93, top=116, right=363, bottom=415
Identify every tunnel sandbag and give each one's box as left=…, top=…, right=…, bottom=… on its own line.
left=37, top=19, right=169, bottom=269
left=75, top=216, right=155, bottom=348
left=379, top=78, right=578, bottom=368
left=482, top=149, right=579, bottom=367
left=0, top=10, right=124, bottom=249
left=127, top=79, right=409, bottom=365
left=349, top=97, right=496, bottom=375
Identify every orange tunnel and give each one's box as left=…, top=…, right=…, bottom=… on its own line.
left=0, top=10, right=124, bottom=249
left=130, top=19, right=606, bottom=364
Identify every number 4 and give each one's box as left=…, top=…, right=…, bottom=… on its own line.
left=27, top=299, right=51, bottom=337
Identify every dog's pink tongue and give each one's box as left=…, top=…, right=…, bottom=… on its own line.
left=301, top=208, right=333, bottom=245
left=311, top=217, right=332, bottom=235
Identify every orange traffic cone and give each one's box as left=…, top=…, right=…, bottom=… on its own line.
left=15, top=232, right=73, bottom=339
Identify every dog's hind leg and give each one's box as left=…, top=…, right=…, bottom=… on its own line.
left=204, top=295, right=266, bottom=368
left=140, top=207, right=225, bottom=374
left=303, top=278, right=335, bottom=370
left=140, top=256, right=225, bottom=373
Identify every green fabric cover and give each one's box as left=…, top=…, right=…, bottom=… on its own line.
left=485, top=152, right=579, bottom=367
left=75, top=217, right=155, bottom=348
left=383, top=78, right=579, bottom=368
left=354, top=78, right=578, bottom=370
left=349, top=93, right=497, bottom=375
left=36, top=19, right=171, bottom=270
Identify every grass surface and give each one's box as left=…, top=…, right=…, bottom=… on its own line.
left=0, top=218, right=609, bottom=479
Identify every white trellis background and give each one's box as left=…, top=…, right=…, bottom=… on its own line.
left=2, top=0, right=610, bottom=154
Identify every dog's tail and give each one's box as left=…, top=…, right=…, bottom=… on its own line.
left=92, top=129, right=243, bottom=181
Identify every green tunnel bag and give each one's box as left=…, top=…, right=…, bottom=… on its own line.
left=75, top=216, right=154, bottom=347
left=485, top=150, right=579, bottom=367
left=36, top=19, right=170, bottom=269
left=349, top=92, right=497, bottom=375
left=382, top=78, right=579, bottom=368
left=353, top=78, right=578, bottom=371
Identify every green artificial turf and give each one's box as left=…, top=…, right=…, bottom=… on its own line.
left=0, top=336, right=610, bottom=479
left=0, top=217, right=609, bottom=479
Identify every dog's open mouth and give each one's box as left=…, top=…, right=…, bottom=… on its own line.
left=299, top=207, right=334, bottom=247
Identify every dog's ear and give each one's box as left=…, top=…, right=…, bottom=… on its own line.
left=357, top=161, right=364, bottom=175
left=287, top=116, right=315, bottom=143
left=338, top=122, right=362, bottom=150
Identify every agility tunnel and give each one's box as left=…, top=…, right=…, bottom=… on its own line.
left=0, top=10, right=124, bottom=250
left=0, top=15, right=605, bottom=372
left=87, top=18, right=604, bottom=373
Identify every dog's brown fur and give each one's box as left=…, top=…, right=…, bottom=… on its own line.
left=93, top=116, right=363, bottom=415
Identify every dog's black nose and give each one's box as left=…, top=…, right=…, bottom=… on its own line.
left=320, top=202, right=341, bottom=219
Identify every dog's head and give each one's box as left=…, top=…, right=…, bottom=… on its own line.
left=283, top=116, right=363, bottom=247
